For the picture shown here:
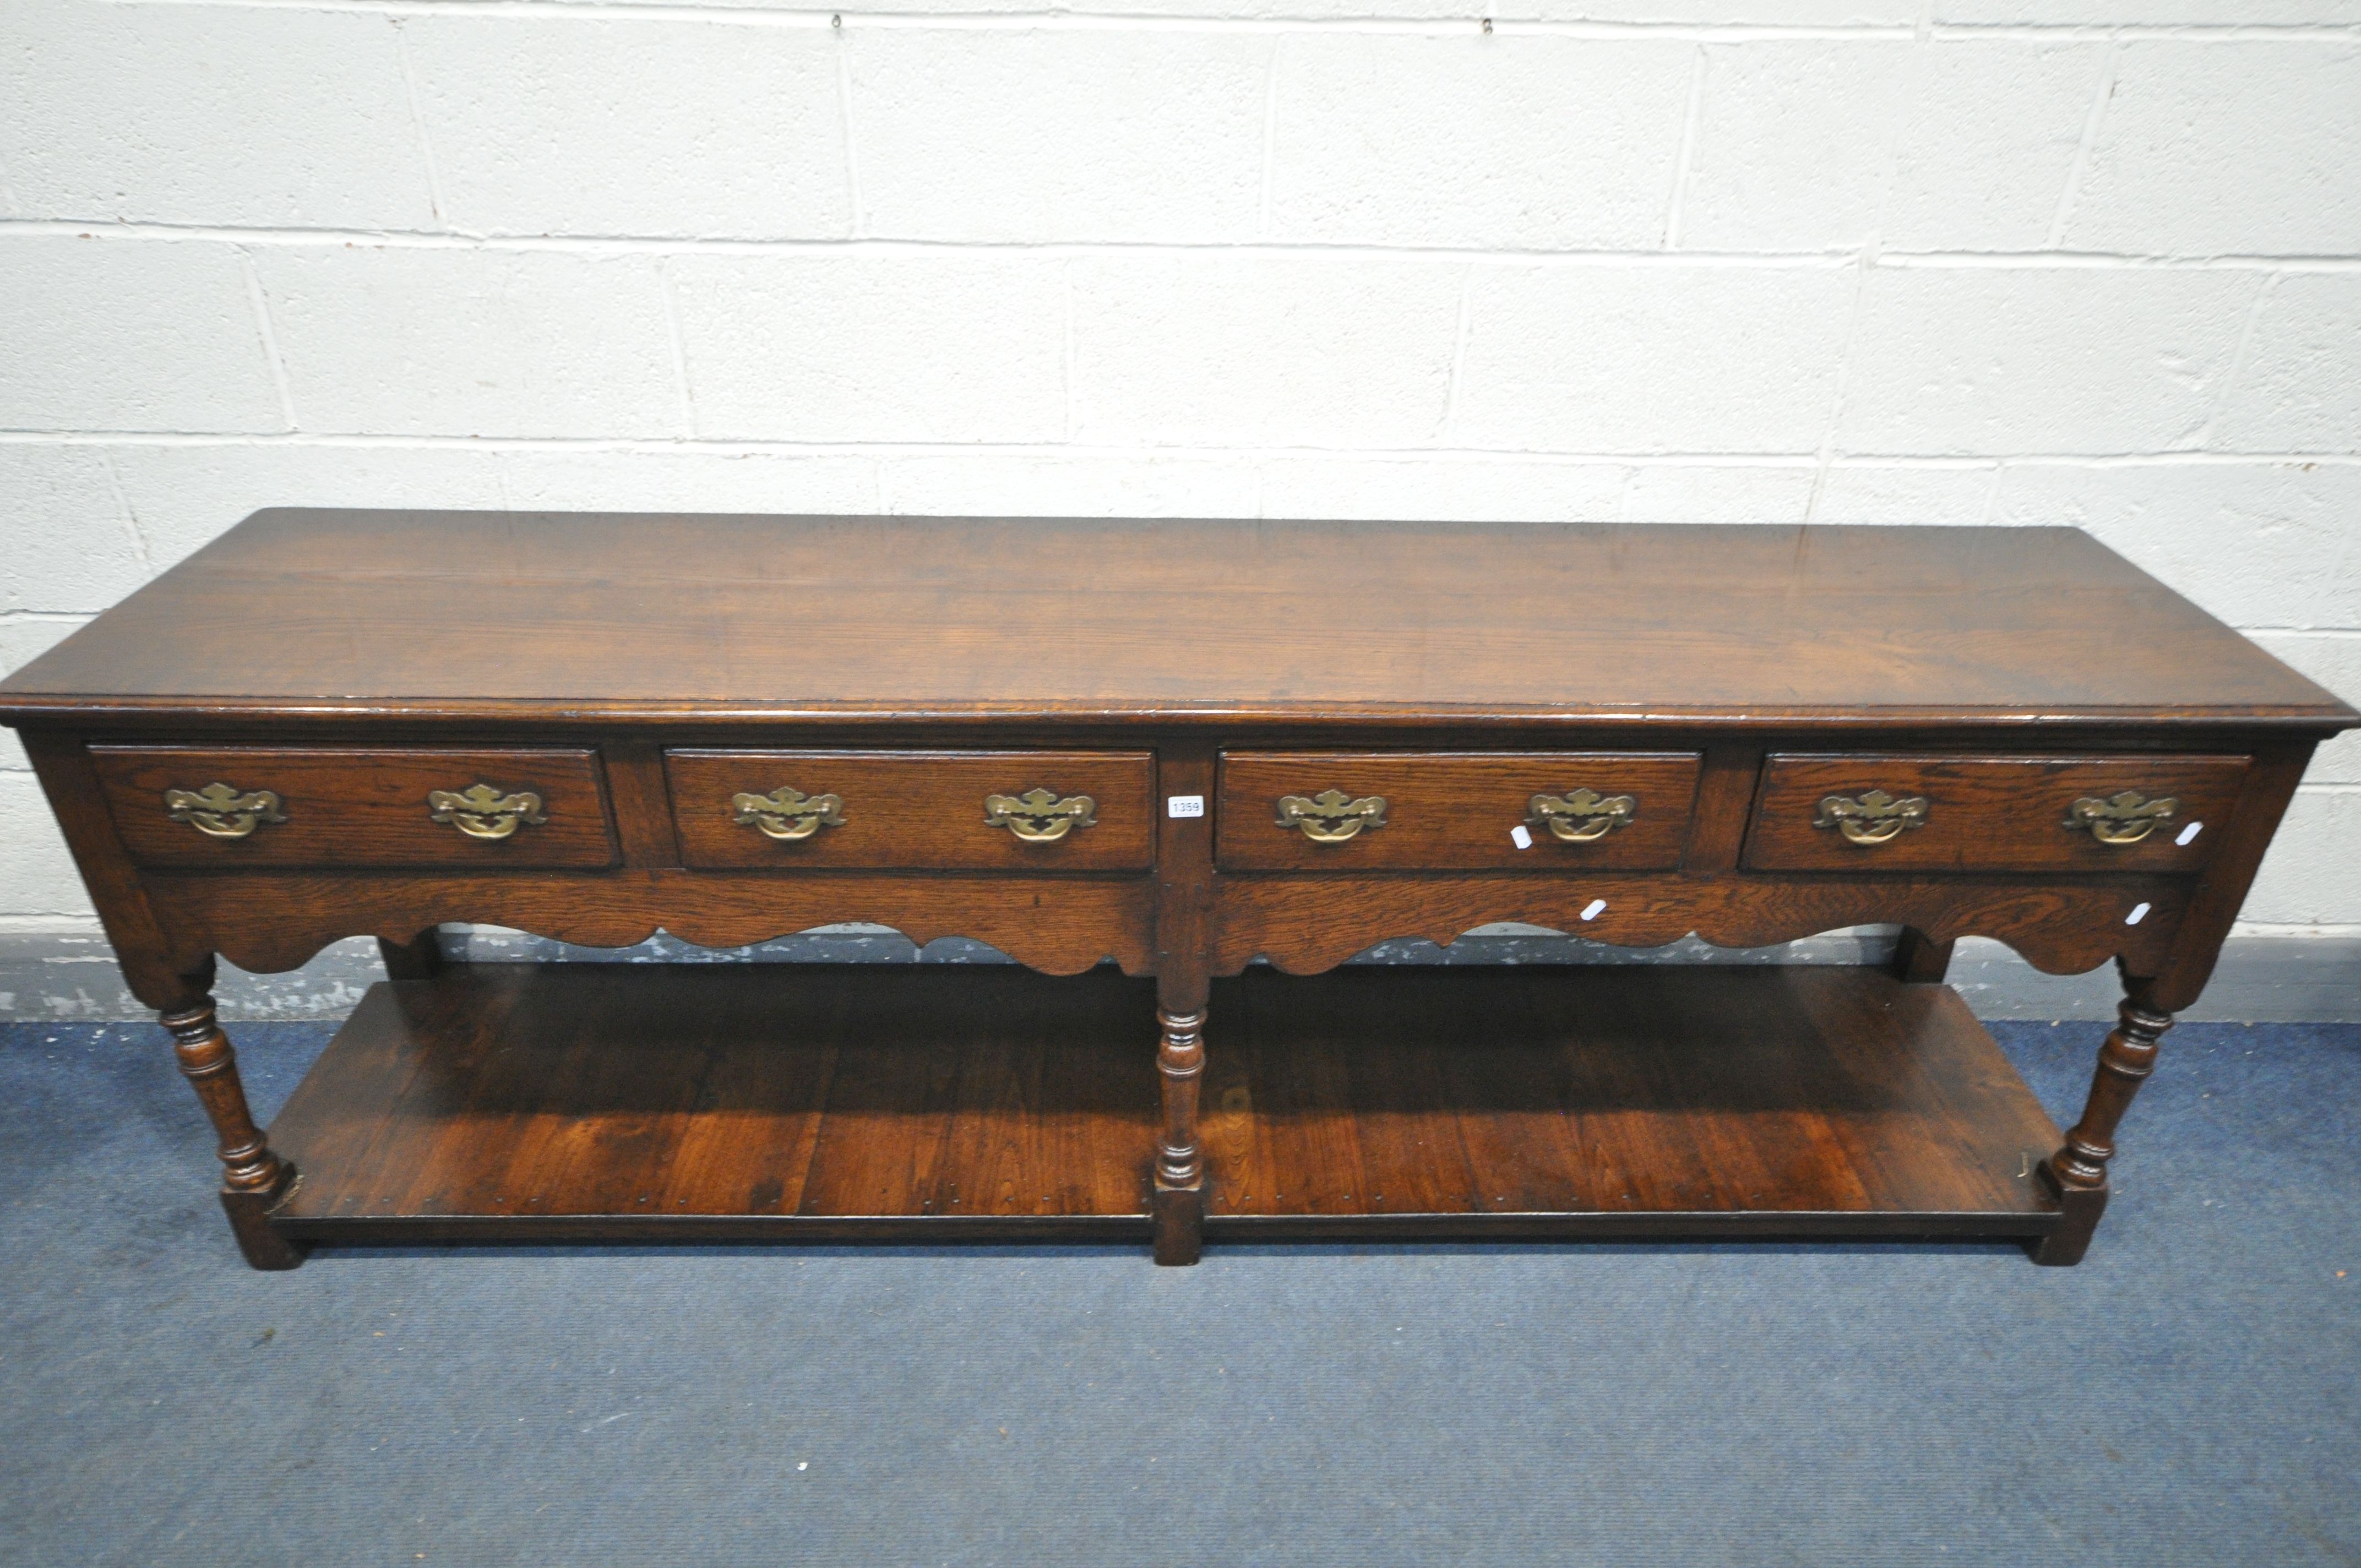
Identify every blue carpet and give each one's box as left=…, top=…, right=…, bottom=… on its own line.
left=1, top=1009, right=2355, bottom=1567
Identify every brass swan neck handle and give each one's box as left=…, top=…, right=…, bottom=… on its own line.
left=428, top=783, right=548, bottom=841
left=1813, top=790, right=1928, bottom=846
left=732, top=786, right=847, bottom=841
left=984, top=788, right=1098, bottom=843
left=165, top=783, right=287, bottom=840
left=2065, top=791, right=2178, bottom=845
left=1528, top=788, right=1637, bottom=842
left=1276, top=789, right=1388, bottom=843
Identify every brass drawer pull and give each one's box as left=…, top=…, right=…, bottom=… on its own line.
left=165, top=783, right=287, bottom=840
left=2065, top=791, right=2177, bottom=845
left=732, top=786, right=846, bottom=841
left=984, top=788, right=1097, bottom=843
left=1813, top=790, right=1928, bottom=846
left=428, top=783, right=548, bottom=841
left=1528, top=788, right=1636, bottom=842
left=1276, top=788, right=1388, bottom=843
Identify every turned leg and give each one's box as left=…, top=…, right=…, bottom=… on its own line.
left=1154, top=997, right=1207, bottom=1266
left=378, top=927, right=445, bottom=981
left=2030, top=991, right=2173, bottom=1266
left=161, top=996, right=306, bottom=1271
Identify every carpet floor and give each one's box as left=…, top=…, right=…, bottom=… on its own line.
left=1, top=1005, right=2355, bottom=1567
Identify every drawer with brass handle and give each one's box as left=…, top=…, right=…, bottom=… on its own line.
left=1217, top=752, right=1702, bottom=872
left=1742, top=754, right=2251, bottom=874
left=666, top=750, right=1152, bottom=871
left=92, top=746, right=616, bottom=869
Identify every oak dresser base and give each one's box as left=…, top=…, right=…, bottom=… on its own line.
left=3, top=513, right=2351, bottom=1273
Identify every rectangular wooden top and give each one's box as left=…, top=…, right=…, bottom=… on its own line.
left=2, top=510, right=2351, bottom=731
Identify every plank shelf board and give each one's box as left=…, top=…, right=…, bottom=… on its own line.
left=265, top=963, right=2063, bottom=1249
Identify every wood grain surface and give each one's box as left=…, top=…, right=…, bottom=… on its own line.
left=264, top=963, right=2061, bottom=1244
left=3, top=512, right=2351, bottom=729
left=1200, top=964, right=2060, bottom=1232
left=1744, top=753, right=2251, bottom=873
left=139, top=869, right=1163, bottom=979
left=268, top=965, right=1157, bottom=1237
left=666, top=749, right=1155, bottom=870
left=1216, top=750, right=1701, bottom=870
left=91, top=745, right=617, bottom=869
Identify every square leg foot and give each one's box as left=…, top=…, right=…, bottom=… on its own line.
left=221, top=1178, right=308, bottom=1272
left=1152, top=1184, right=1203, bottom=1266
left=2026, top=1175, right=2106, bottom=1267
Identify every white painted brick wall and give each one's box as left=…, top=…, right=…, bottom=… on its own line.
left=673, top=253, right=1069, bottom=440
left=1452, top=264, right=1854, bottom=452
left=0, top=772, right=94, bottom=923
left=0, top=0, right=430, bottom=230
left=851, top=31, right=1269, bottom=243
left=2062, top=41, right=2361, bottom=257
left=0, top=0, right=2355, bottom=944
left=1679, top=40, right=2108, bottom=253
left=408, top=18, right=851, bottom=242
left=2216, top=276, right=2361, bottom=453
left=1837, top=268, right=2262, bottom=454
left=0, top=447, right=146, bottom=612
left=1264, top=36, right=1691, bottom=250
left=255, top=248, right=681, bottom=438
left=1069, top=254, right=1461, bottom=447
left=0, top=236, right=282, bottom=431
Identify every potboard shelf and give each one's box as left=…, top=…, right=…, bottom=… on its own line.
left=264, top=962, right=2064, bottom=1249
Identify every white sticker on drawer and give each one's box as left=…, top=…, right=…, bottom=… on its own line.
left=1166, top=794, right=1205, bottom=819
left=2175, top=820, right=2203, bottom=846
left=1581, top=899, right=1607, bottom=922
left=2125, top=902, right=2151, bottom=926
left=1510, top=824, right=1533, bottom=850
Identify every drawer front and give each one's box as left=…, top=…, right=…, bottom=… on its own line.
left=1743, top=754, right=2250, bottom=873
left=93, top=746, right=617, bottom=869
left=667, top=750, right=1156, bottom=872
left=1217, top=752, right=1702, bottom=872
